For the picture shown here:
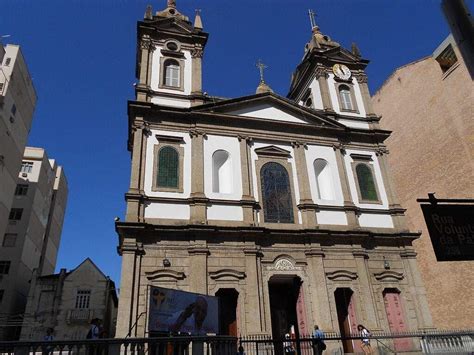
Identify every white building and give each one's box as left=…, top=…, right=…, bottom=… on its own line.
left=0, top=44, right=37, bottom=250
left=116, top=2, right=434, bottom=353
left=0, top=147, right=68, bottom=340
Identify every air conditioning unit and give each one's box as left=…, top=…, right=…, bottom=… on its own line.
left=22, top=173, right=27, bottom=177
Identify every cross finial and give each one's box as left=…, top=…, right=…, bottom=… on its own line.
left=167, top=0, right=176, bottom=9
left=308, top=9, right=317, bottom=29
left=256, top=59, right=268, bottom=82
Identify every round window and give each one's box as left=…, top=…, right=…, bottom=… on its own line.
left=166, top=42, right=179, bottom=51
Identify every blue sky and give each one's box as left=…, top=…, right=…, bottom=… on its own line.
left=1, top=0, right=466, bottom=290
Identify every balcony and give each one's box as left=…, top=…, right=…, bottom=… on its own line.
left=66, top=309, right=93, bottom=324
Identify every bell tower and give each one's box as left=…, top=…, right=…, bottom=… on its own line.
left=135, top=1, right=208, bottom=108
left=287, top=11, right=378, bottom=129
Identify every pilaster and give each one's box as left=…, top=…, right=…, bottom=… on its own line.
left=315, top=67, right=333, bottom=111
left=191, top=46, right=204, bottom=106
left=239, top=136, right=256, bottom=225
left=126, top=121, right=149, bottom=222
left=188, top=246, right=209, bottom=294
left=292, top=141, right=317, bottom=227
left=352, top=250, right=380, bottom=330
left=189, top=130, right=207, bottom=223
left=137, top=36, right=155, bottom=102
left=354, top=73, right=375, bottom=115
left=400, top=250, right=434, bottom=330
left=376, top=149, right=408, bottom=230
left=243, top=248, right=265, bottom=334
left=332, top=144, right=359, bottom=228
left=305, top=249, right=333, bottom=331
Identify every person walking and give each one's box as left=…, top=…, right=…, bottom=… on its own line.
left=312, top=325, right=326, bottom=355
left=42, top=328, right=54, bottom=355
left=283, top=333, right=295, bottom=354
left=357, top=324, right=373, bottom=354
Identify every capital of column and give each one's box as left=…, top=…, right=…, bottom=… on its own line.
left=191, top=45, right=204, bottom=58
left=119, top=241, right=144, bottom=255
left=139, top=36, right=156, bottom=52
left=189, top=129, right=206, bottom=138
left=400, top=250, right=417, bottom=259
left=354, top=72, right=368, bottom=84
left=237, top=135, right=253, bottom=145
left=188, top=247, right=210, bottom=255
left=291, top=141, right=307, bottom=149
left=352, top=250, right=369, bottom=259
left=332, top=142, right=346, bottom=154
left=243, top=248, right=263, bottom=257
left=305, top=248, right=325, bottom=258
left=315, top=66, right=329, bottom=79
left=375, top=147, right=390, bottom=156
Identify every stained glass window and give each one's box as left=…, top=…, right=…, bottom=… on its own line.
left=356, top=163, right=378, bottom=201
left=260, top=162, right=294, bottom=223
left=157, top=146, right=179, bottom=188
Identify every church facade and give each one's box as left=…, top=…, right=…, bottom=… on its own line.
left=116, top=1, right=433, bottom=352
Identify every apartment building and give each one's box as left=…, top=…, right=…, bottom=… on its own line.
left=0, top=44, right=37, bottom=244
left=0, top=147, right=68, bottom=340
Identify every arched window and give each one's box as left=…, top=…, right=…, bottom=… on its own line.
left=212, top=150, right=232, bottom=193
left=314, top=159, right=335, bottom=200
left=163, top=59, right=180, bottom=87
left=338, top=85, right=353, bottom=110
left=355, top=163, right=378, bottom=201
left=260, top=162, right=294, bottom=223
left=157, top=146, right=179, bottom=188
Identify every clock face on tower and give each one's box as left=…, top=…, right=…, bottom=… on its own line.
left=332, top=64, right=352, bottom=80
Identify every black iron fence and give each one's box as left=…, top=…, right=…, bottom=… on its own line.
left=0, top=330, right=472, bottom=355
left=239, top=329, right=474, bottom=355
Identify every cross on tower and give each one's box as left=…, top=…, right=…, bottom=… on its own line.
left=256, top=59, right=268, bottom=82
left=308, top=9, right=317, bottom=29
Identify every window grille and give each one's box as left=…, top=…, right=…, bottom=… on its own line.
left=75, top=290, right=91, bottom=309
left=8, top=208, right=23, bottom=221
left=15, top=184, right=28, bottom=196
left=436, top=44, right=458, bottom=73
left=260, top=162, right=294, bottom=223
left=20, top=162, right=33, bottom=173
left=164, top=60, right=180, bottom=87
left=339, top=86, right=353, bottom=110
left=356, top=164, right=378, bottom=201
left=157, top=146, right=179, bottom=188
left=0, top=261, right=11, bottom=275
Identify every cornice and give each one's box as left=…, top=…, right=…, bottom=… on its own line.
left=326, top=270, right=358, bottom=281
left=145, top=269, right=186, bottom=280
left=209, top=269, right=246, bottom=280
left=373, top=270, right=404, bottom=281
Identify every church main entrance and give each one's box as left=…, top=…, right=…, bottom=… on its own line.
left=268, top=275, right=306, bottom=354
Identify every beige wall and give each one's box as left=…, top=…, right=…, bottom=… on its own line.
left=372, top=38, right=474, bottom=329
left=20, top=259, right=118, bottom=341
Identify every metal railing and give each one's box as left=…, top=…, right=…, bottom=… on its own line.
left=0, top=330, right=472, bottom=355
left=238, top=330, right=474, bottom=355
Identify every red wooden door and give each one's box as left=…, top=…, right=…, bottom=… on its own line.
left=296, top=283, right=308, bottom=336
left=383, top=291, right=411, bottom=351
left=347, top=294, right=362, bottom=353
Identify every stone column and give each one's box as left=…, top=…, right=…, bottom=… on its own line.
left=244, top=248, right=264, bottom=334
left=191, top=45, right=204, bottom=106
left=137, top=36, right=153, bottom=102
left=401, top=250, right=434, bottom=330
left=188, top=246, right=209, bottom=294
left=305, top=249, right=333, bottom=331
left=126, top=121, right=149, bottom=222
left=352, top=250, right=380, bottom=330
left=375, top=149, right=407, bottom=230
left=115, top=240, right=138, bottom=338
left=332, top=144, right=359, bottom=228
left=189, top=130, right=207, bottom=223
left=354, top=73, right=375, bottom=115
left=292, top=142, right=317, bottom=227
left=315, top=67, right=333, bottom=111
left=239, top=136, right=256, bottom=225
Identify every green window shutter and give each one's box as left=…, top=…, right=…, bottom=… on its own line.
left=157, top=146, right=179, bottom=188
left=356, top=164, right=378, bottom=201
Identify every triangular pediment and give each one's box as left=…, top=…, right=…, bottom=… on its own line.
left=144, top=17, right=194, bottom=35
left=194, top=93, right=344, bottom=129
left=254, top=145, right=292, bottom=158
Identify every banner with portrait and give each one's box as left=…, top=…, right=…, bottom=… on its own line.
left=148, top=286, right=219, bottom=335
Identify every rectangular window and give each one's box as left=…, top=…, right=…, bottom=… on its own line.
left=0, top=82, right=4, bottom=92
left=436, top=44, right=458, bottom=73
left=75, top=290, right=91, bottom=309
left=0, top=261, right=11, bottom=275
left=2, top=234, right=17, bottom=247
left=8, top=208, right=23, bottom=221
left=20, top=162, right=33, bottom=173
left=15, top=184, right=28, bottom=196
left=5, top=58, right=11, bottom=66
